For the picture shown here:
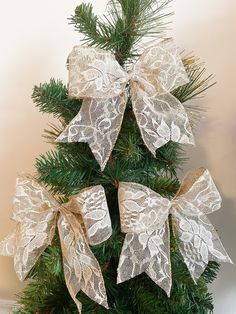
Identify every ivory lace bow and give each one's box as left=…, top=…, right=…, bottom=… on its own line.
left=117, top=168, right=232, bottom=296
left=57, top=39, right=194, bottom=170
left=0, top=176, right=112, bottom=313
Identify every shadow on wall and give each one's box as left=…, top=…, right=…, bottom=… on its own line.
left=209, top=195, right=236, bottom=314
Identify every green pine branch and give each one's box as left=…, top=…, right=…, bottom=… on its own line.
left=70, top=0, right=173, bottom=64
left=175, top=56, right=216, bottom=128
left=32, top=79, right=82, bottom=123
left=70, top=3, right=108, bottom=48
left=177, top=56, right=216, bottom=103
left=35, top=150, right=89, bottom=198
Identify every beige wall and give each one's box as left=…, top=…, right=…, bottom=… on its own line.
left=0, top=0, right=235, bottom=313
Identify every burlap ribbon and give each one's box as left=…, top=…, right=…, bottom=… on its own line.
left=0, top=175, right=112, bottom=313
left=57, top=39, right=194, bottom=170
left=117, top=168, right=232, bottom=296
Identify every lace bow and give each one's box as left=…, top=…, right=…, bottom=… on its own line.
left=0, top=175, right=112, bottom=313
left=117, top=168, right=232, bottom=296
left=57, top=39, right=194, bottom=170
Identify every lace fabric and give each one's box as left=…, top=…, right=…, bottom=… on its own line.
left=0, top=176, right=111, bottom=313
left=57, top=39, right=194, bottom=170
left=117, top=169, right=232, bottom=295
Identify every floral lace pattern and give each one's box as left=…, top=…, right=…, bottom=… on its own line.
left=58, top=209, right=109, bottom=312
left=57, top=95, right=127, bottom=171
left=0, top=170, right=232, bottom=303
left=72, top=185, right=112, bottom=245
left=118, top=182, right=172, bottom=295
left=0, top=176, right=58, bottom=281
left=117, top=169, right=232, bottom=295
left=57, top=39, right=194, bottom=170
left=0, top=176, right=111, bottom=313
left=171, top=168, right=233, bottom=281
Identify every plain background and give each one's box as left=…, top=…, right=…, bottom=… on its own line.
left=0, top=0, right=235, bottom=313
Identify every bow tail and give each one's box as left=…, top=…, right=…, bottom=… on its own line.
left=117, top=223, right=172, bottom=296
left=56, top=94, right=127, bottom=171
left=132, top=84, right=194, bottom=155
left=58, top=211, right=109, bottom=313
left=172, top=212, right=233, bottom=283
left=62, top=258, right=83, bottom=313
left=0, top=229, right=17, bottom=257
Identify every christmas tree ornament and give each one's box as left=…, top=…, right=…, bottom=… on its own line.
left=57, top=39, right=195, bottom=170
left=0, top=176, right=111, bottom=313
left=117, top=168, right=232, bottom=295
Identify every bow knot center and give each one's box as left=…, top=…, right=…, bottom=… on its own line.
left=127, top=70, right=143, bottom=83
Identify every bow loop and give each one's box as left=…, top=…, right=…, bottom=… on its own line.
left=119, top=182, right=171, bottom=233
left=12, top=176, right=59, bottom=223
left=133, top=39, right=189, bottom=92
left=68, top=46, right=128, bottom=99
left=172, top=168, right=222, bottom=217
left=66, top=185, right=112, bottom=245
left=57, top=39, right=194, bottom=170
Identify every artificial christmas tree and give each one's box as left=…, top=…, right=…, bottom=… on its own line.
left=0, top=1, right=232, bottom=313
